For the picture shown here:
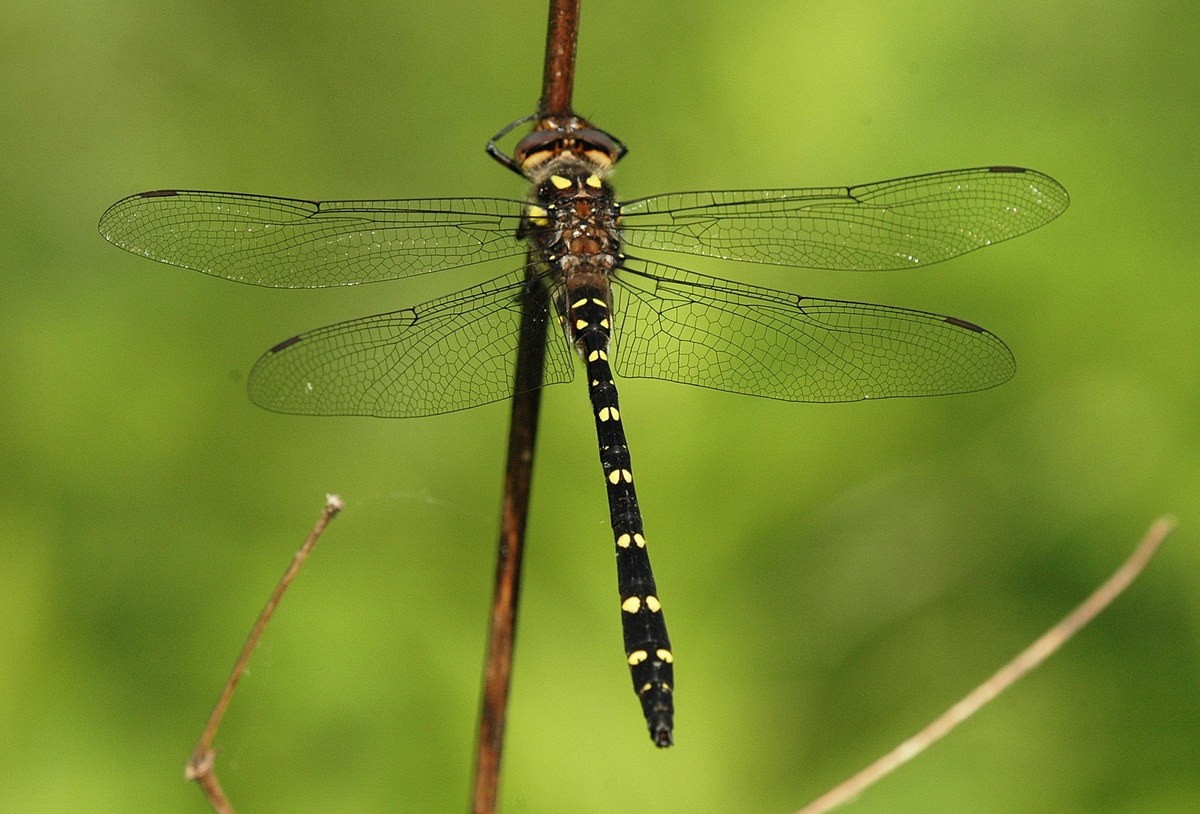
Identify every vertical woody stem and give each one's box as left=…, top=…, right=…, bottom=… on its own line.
left=471, top=2, right=580, bottom=813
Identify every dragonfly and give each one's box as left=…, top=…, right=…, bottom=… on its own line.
left=98, top=113, right=1069, bottom=747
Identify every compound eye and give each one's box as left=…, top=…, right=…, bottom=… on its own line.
left=514, top=130, right=562, bottom=169
left=572, top=128, right=620, bottom=164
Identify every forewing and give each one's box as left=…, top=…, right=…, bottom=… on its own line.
left=248, top=270, right=576, bottom=417
left=98, top=190, right=528, bottom=287
left=610, top=261, right=1014, bottom=402
left=619, top=167, right=1068, bottom=270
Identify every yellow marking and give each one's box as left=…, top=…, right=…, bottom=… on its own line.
left=549, top=174, right=572, bottom=189
left=640, top=683, right=653, bottom=694
left=584, top=150, right=614, bottom=168
left=645, top=595, right=662, bottom=612
left=616, top=533, right=632, bottom=548
left=590, top=297, right=607, bottom=308
left=662, top=683, right=672, bottom=692
left=633, top=533, right=646, bottom=548
left=585, top=174, right=603, bottom=188
left=526, top=204, right=549, bottom=226
left=600, top=317, right=610, bottom=329
left=621, top=597, right=641, bottom=613
left=609, top=407, right=620, bottom=421
left=656, top=649, right=674, bottom=664
left=620, top=469, right=633, bottom=483
left=571, top=297, right=588, bottom=309
left=587, top=349, right=608, bottom=362
left=591, top=379, right=599, bottom=386
left=627, top=650, right=648, bottom=665
left=608, top=470, right=621, bottom=485
left=575, top=318, right=588, bottom=330
left=598, top=407, right=611, bottom=422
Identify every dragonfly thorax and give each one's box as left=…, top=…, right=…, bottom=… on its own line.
left=522, top=155, right=623, bottom=284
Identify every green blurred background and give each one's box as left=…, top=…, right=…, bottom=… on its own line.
left=2, top=1, right=1197, bottom=811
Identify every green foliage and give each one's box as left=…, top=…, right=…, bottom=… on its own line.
left=1, top=2, right=1196, bottom=811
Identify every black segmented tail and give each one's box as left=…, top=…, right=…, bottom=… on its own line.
left=567, top=287, right=675, bottom=747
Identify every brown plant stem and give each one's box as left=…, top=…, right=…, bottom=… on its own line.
left=470, top=3, right=582, bottom=813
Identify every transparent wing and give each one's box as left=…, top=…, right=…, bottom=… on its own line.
left=611, top=261, right=1014, bottom=401
left=248, top=270, right=576, bottom=417
left=98, top=190, right=528, bottom=288
left=619, top=166, right=1068, bottom=270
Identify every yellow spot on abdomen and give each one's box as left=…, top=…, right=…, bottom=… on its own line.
left=655, top=649, right=674, bottom=664
left=616, top=533, right=632, bottom=548
left=621, top=597, right=641, bottom=613
left=627, top=650, right=648, bottom=665
left=597, top=406, right=620, bottom=422
left=633, top=533, right=646, bottom=548
left=645, top=595, right=662, bottom=612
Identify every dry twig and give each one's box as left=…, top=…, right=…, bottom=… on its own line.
left=186, top=494, right=345, bottom=814
left=794, top=515, right=1176, bottom=814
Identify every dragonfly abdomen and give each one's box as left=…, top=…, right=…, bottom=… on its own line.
left=568, top=284, right=675, bottom=747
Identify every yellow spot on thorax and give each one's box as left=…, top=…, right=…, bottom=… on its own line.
left=549, top=174, right=572, bottom=189
left=585, top=174, right=603, bottom=188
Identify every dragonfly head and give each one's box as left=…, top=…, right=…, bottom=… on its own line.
left=514, top=115, right=625, bottom=177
